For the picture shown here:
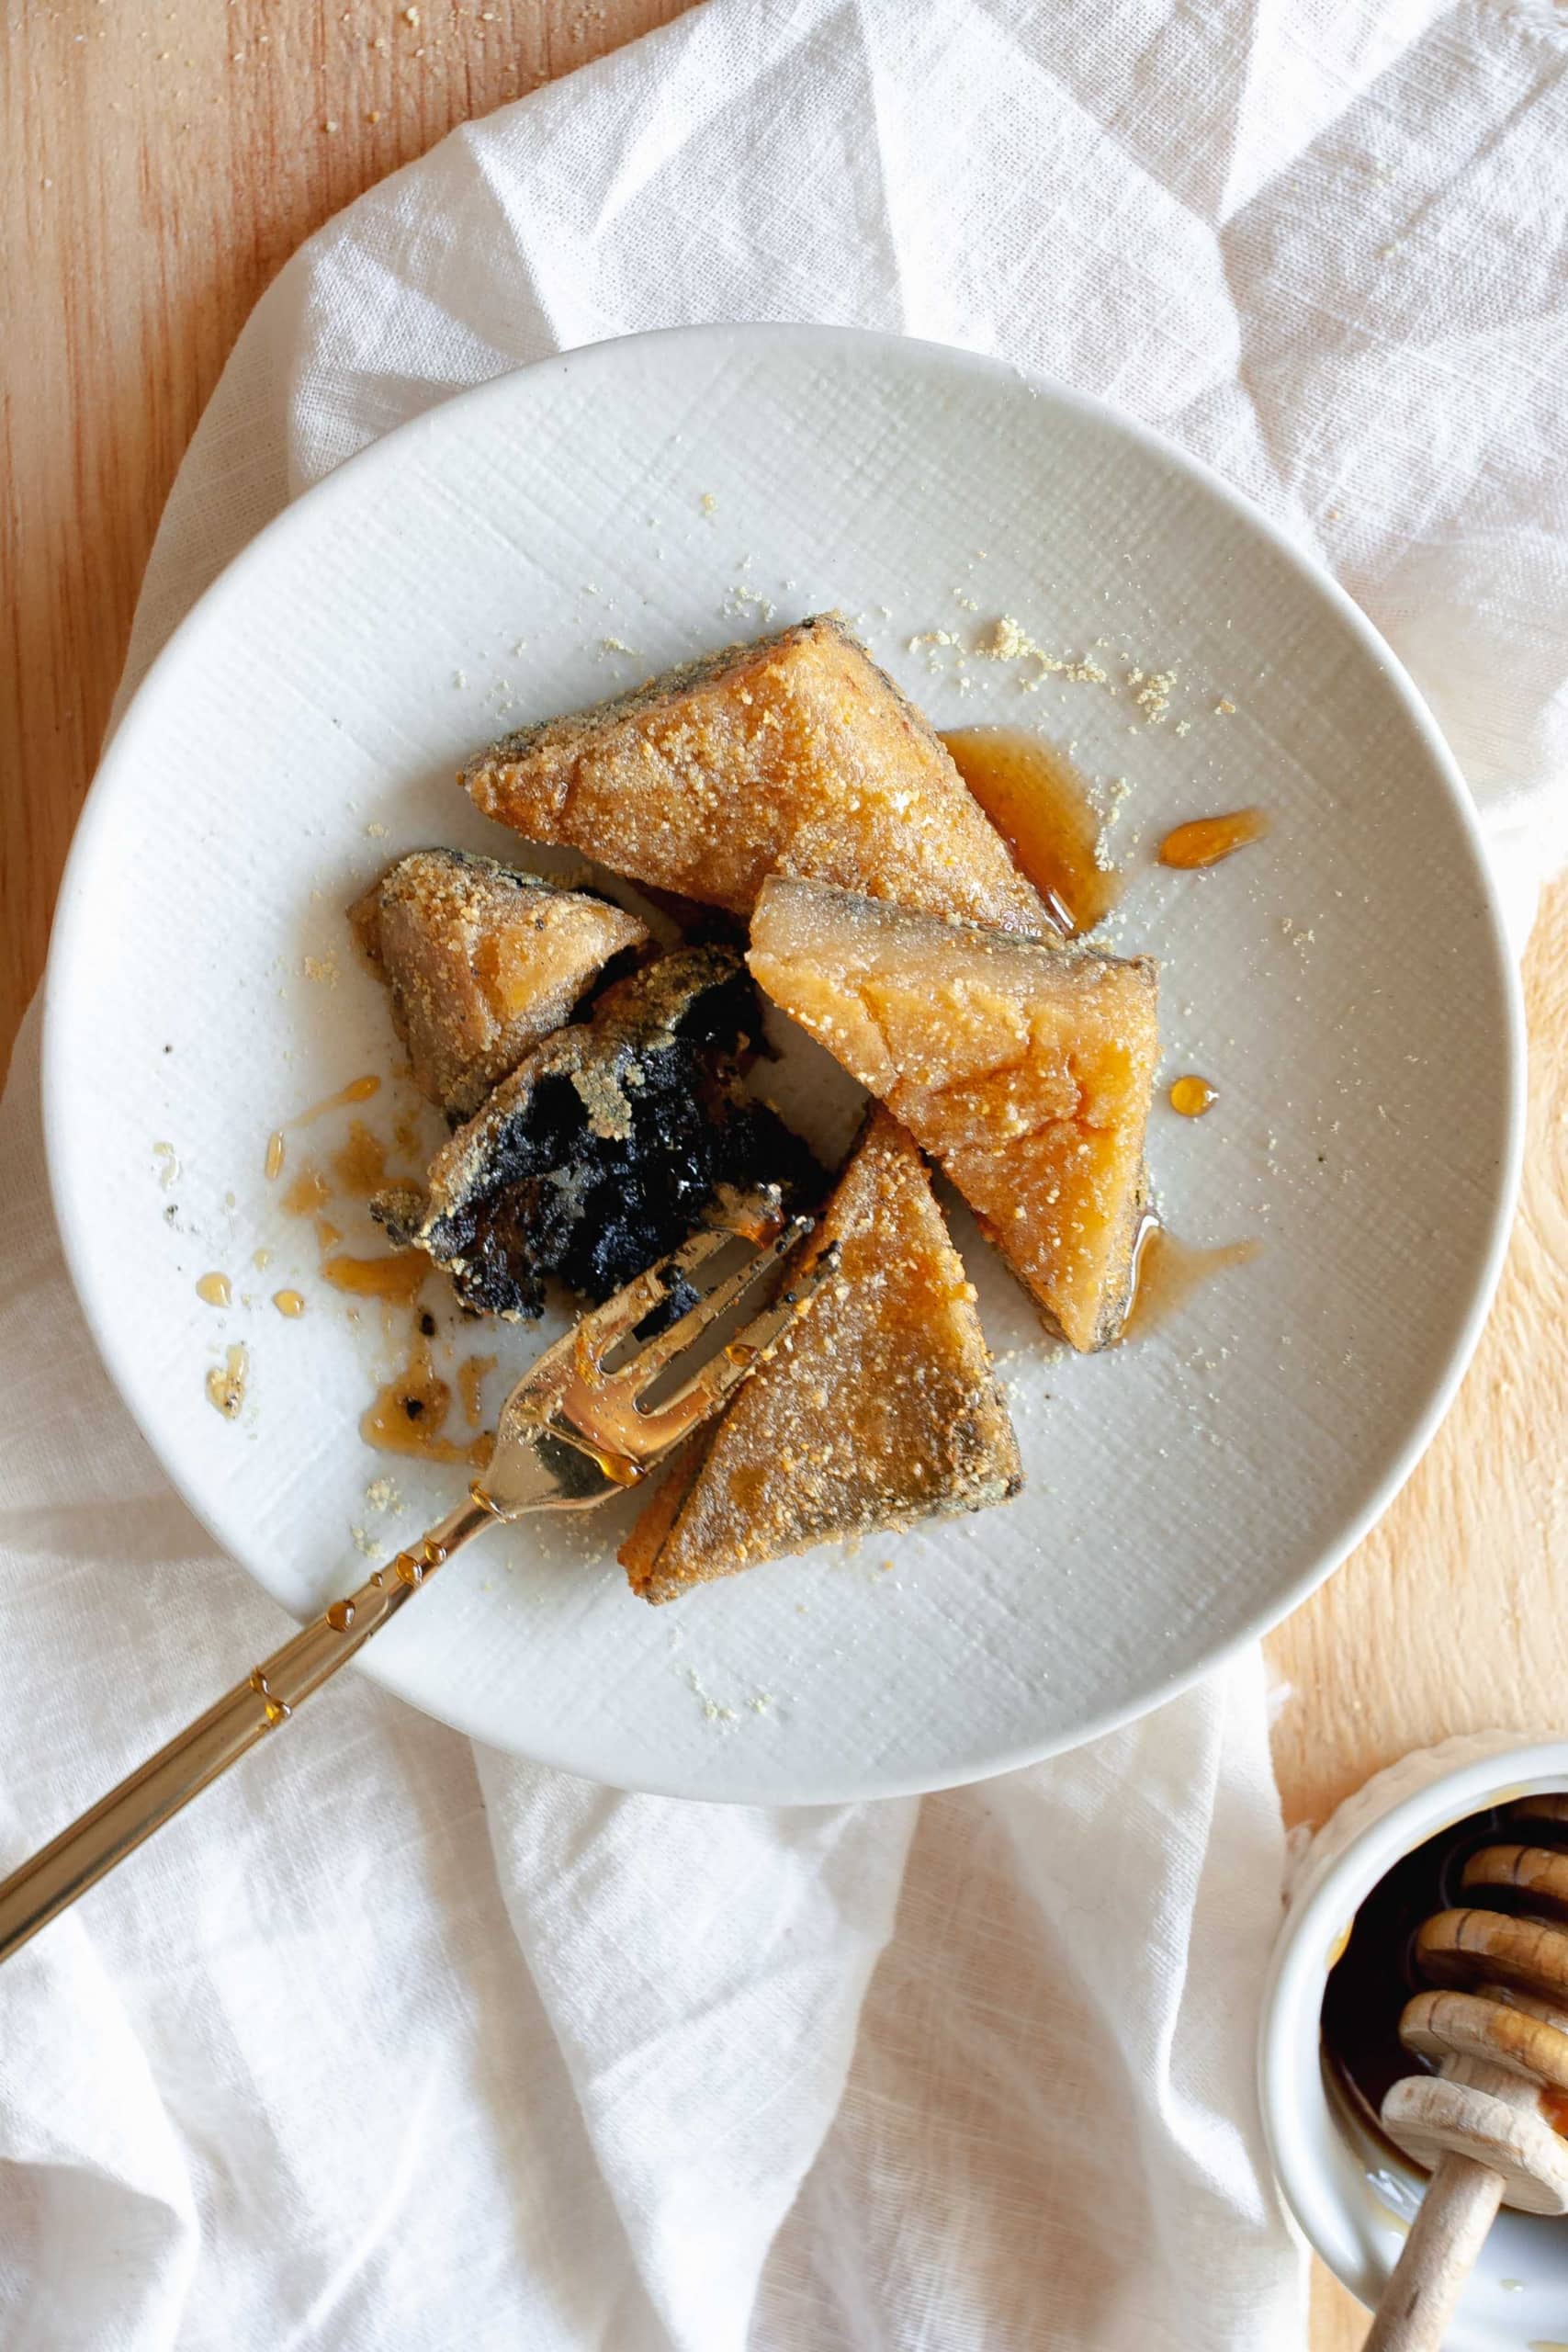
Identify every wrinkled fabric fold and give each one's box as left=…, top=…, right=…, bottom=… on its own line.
left=6, top=0, right=1568, bottom=2342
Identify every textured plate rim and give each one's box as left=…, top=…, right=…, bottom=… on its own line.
left=41, top=322, right=1526, bottom=1799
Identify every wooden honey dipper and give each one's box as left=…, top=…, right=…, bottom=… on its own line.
left=1367, top=1792, right=1568, bottom=2350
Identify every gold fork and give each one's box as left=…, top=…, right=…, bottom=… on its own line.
left=0, top=1200, right=827, bottom=1968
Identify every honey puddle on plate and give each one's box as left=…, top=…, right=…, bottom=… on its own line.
left=362, top=1329, right=490, bottom=1468
left=1158, top=808, right=1269, bottom=869
left=254, top=1086, right=498, bottom=1464
left=332, top=1120, right=390, bottom=1198
left=457, top=1354, right=497, bottom=1429
left=282, top=1167, right=333, bottom=1218
left=206, top=1344, right=248, bottom=1419
left=942, top=727, right=1119, bottom=936
left=296, top=1073, right=381, bottom=1124
left=321, top=1251, right=428, bottom=1306
left=1121, top=1219, right=1260, bottom=1340
left=1168, top=1074, right=1218, bottom=1118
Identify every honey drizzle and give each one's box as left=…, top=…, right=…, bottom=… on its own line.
left=457, top=1354, right=497, bottom=1429
left=321, top=1251, right=428, bottom=1306
left=195, top=1272, right=231, bottom=1307
left=1168, top=1074, right=1218, bottom=1118
left=941, top=726, right=1118, bottom=935
left=331, top=1120, right=390, bottom=1199
left=1119, top=1218, right=1260, bottom=1340
left=265, top=1130, right=286, bottom=1181
left=261, top=1081, right=489, bottom=1465
left=249, top=1667, right=290, bottom=1727
left=206, top=1343, right=248, bottom=1419
left=294, top=1073, right=381, bottom=1125
left=1157, top=808, right=1269, bottom=869
left=360, top=1329, right=489, bottom=1466
left=282, top=1167, right=333, bottom=1218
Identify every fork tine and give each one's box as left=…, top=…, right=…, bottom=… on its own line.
left=493, top=1198, right=828, bottom=1498
left=626, top=1236, right=840, bottom=1446
left=570, top=1223, right=744, bottom=1365
left=619, top=1214, right=817, bottom=1383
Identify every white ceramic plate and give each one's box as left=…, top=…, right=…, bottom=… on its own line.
left=44, top=325, right=1521, bottom=1803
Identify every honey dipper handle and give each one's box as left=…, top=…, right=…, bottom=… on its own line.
left=1363, top=2153, right=1503, bottom=2352
left=0, top=1493, right=494, bottom=1969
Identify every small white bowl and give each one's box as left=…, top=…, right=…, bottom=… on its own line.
left=1259, top=1733, right=1568, bottom=2348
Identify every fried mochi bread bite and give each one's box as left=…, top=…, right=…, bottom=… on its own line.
left=620, top=1109, right=1021, bottom=1604
left=459, top=615, right=1050, bottom=933
left=748, top=877, right=1158, bottom=1353
left=351, top=848, right=647, bottom=1119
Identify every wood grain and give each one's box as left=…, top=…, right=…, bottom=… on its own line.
left=0, top=0, right=689, bottom=1078
left=6, top=13, right=1568, bottom=2346
left=1266, top=870, right=1568, bottom=1817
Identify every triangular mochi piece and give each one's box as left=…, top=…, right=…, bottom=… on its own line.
left=619, top=1109, right=1021, bottom=1605
left=459, top=616, right=1048, bottom=932
left=350, top=849, right=646, bottom=1118
left=748, top=877, right=1158, bottom=1351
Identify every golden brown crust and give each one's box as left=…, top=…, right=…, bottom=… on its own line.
left=748, top=877, right=1159, bottom=1352
left=350, top=849, right=647, bottom=1119
left=459, top=616, right=1049, bottom=932
left=619, top=1108, right=1022, bottom=1603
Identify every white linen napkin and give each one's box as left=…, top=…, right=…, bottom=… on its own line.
left=5, top=0, right=1567, bottom=2344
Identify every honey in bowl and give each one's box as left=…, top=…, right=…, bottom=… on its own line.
left=1321, top=1795, right=1568, bottom=2169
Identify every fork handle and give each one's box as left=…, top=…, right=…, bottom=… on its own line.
left=0, top=1492, right=495, bottom=1968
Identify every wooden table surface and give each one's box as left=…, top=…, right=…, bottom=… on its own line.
left=6, top=8, right=1566, bottom=2345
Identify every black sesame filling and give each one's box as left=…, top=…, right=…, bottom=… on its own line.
left=413, top=971, right=818, bottom=1319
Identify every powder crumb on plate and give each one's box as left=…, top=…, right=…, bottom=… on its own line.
left=722, top=582, right=776, bottom=626
left=684, top=1665, right=737, bottom=1726
left=978, top=615, right=1027, bottom=660
left=1132, top=668, right=1177, bottom=723
left=301, top=953, right=339, bottom=985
